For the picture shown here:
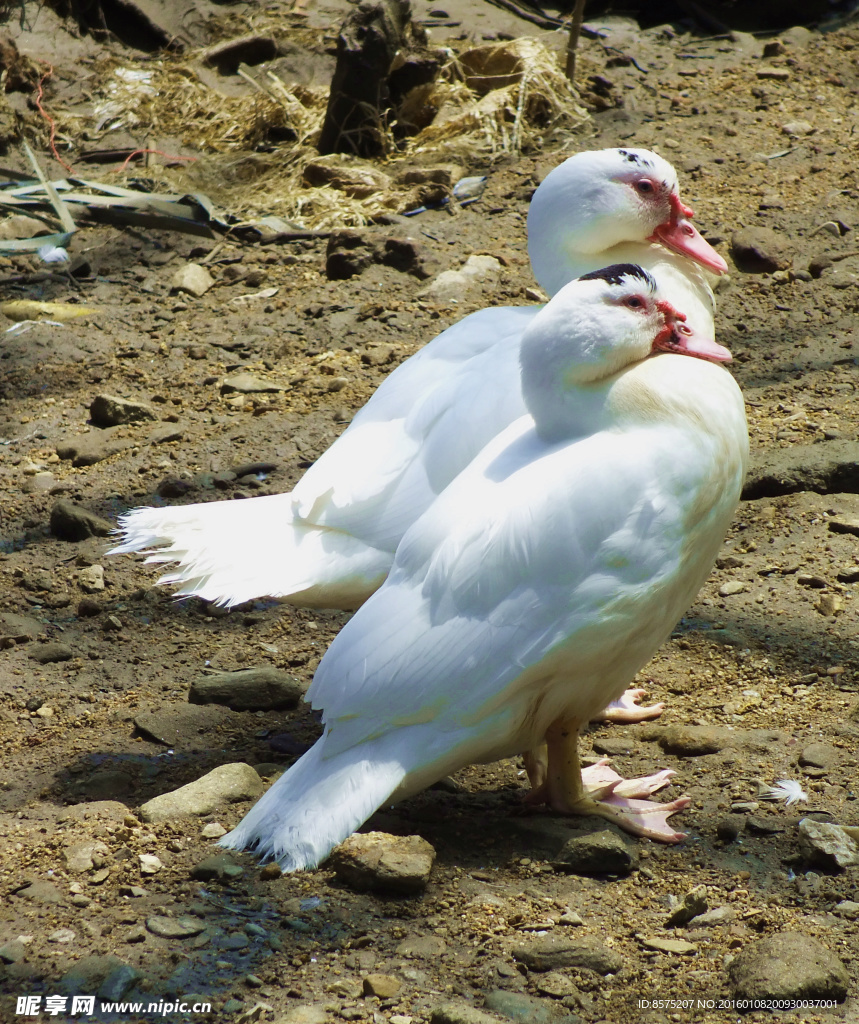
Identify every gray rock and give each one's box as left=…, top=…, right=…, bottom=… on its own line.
left=15, top=881, right=62, bottom=904
left=56, top=429, right=132, bottom=467
left=90, top=394, right=157, bottom=427
left=147, top=423, right=185, bottom=447
left=799, top=742, right=839, bottom=770
left=98, top=963, right=140, bottom=1001
left=22, top=470, right=56, bottom=493
left=146, top=915, right=207, bottom=939
left=221, top=932, right=250, bottom=951
left=29, top=642, right=73, bottom=664
left=533, top=972, right=578, bottom=999
left=431, top=1001, right=501, bottom=1024
left=728, top=932, right=848, bottom=1003
left=50, top=499, right=113, bottom=540
left=229, top=460, right=278, bottom=478
left=139, top=853, right=163, bottom=875
left=381, top=236, right=435, bottom=279
left=0, top=214, right=56, bottom=239
left=742, top=440, right=859, bottom=500
left=745, top=816, right=785, bottom=835
left=328, top=831, right=436, bottom=893
left=59, top=955, right=130, bottom=995
left=119, top=885, right=148, bottom=898
left=590, top=736, right=638, bottom=756
left=396, top=934, right=447, bottom=958
left=798, top=818, right=859, bottom=869
left=329, top=978, right=363, bottom=999
left=64, top=840, right=110, bottom=873
left=132, top=703, right=241, bottom=747
left=639, top=936, right=697, bottom=954
left=171, top=263, right=214, bottom=297
left=554, top=829, right=638, bottom=876
left=360, top=343, right=395, bottom=366
left=220, top=372, right=287, bottom=395
left=645, top=724, right=733, bottom=756
left=828, top=515, right=859, bottom=537
left=78, top=564, right=105, bottom=593
left=511, top=934, right=623, bottom=974
left=138, top=763, right=264, bottom=822
left=689, top=906, right=736, bottom=927
left=781, top=119, right=814, bottom=137
left=190, top=854, right=244, bottom=882
left=731, top=226, right=792, bottom=273
left=189, top=668, right=303, bottom=711
left=484, top=988, right=575, bottom=1022
left=0, top=939, right=26, bottom=963
left=833, top=901, right=859, bottom=919
left=421, top=255, right=502, bottom=304
left=362, top=973, right=401, bottom=998
left=665, top=885, right=708, bottom=927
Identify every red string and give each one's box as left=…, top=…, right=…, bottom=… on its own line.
left=117, top=149, right=198, bottom=173
left=33, top=66, right=197, bottom=176
left=34, top=63, right=74, bottom=174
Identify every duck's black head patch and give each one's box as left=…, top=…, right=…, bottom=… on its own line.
left=617, top=148, right=656, bottom=173
left=579, top=263, right=656, bottom=290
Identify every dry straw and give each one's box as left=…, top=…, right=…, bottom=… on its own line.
left=50, top=34, right=589, bottom=230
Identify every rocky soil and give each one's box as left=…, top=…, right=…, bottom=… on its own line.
left=2, top=3, right=859, bottom=1023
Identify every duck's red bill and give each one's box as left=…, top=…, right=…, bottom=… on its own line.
left=649, top=217, right=728, bottom=275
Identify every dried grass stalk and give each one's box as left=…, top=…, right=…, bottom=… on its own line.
left=50, top=36, right=589, bottom=230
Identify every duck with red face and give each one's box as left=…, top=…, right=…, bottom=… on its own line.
left=528, top=147, right=726, bottom=335
left=221, top=264, right=749, bottom=869
left=113, top=150, right=729, bottom=629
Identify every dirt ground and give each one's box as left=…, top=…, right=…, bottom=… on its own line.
left=3, top=2, right=859, bottom=1023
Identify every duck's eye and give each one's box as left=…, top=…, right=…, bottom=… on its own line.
left=625, top=295, right=646, bottom=311
left=635, top=179, right=655, bottom=195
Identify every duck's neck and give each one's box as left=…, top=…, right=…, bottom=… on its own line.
left=519, top=319, right=626, bottom=444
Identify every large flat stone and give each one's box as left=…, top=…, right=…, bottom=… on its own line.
left=138, top=763, right=264, bottom=822
left=728, top=932, right=848, bottom=1003
left=743, top=441, right=859, bottom=499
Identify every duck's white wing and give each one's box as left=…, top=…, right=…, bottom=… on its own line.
left=308, top=401, right=740, bottom=764
left=291, top=306, right=536, bottom=550
left=112, top=305, right=537, bottom=609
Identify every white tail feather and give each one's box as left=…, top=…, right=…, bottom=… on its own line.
left=110, top=493, right=390, bottom=609
left=220, top=740, right=407, bottom=871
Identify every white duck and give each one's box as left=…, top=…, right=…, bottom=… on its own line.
left=220, top=265, right=749, bottom=869
left=112, top=149, right=726, bottom=615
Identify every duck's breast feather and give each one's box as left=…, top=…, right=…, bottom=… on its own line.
left=309, top=412, right=744, bottom=758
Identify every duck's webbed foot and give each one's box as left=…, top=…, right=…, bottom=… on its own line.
left=525, top=723, right=688, bottom=844
left=591, top=688, right=665, bottom=724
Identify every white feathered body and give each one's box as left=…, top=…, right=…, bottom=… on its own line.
left=222, top=353, right=748, bottom=869
left=112, top=238, right=715, bottom=609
